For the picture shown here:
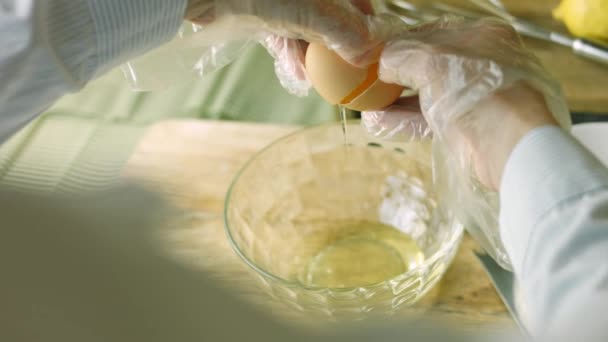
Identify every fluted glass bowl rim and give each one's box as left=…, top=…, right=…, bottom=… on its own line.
left=224, top=121, right=464, bottom=292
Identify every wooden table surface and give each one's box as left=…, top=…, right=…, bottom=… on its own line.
left=403, top=0, right=608, bottom=113
left=122, top=119, right=514, bottom=332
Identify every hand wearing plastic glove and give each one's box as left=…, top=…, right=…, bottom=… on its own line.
left=364, top=16, right=570, bottom=190
left=184, top=0, right=382, bottom=96
left=362, top=16, right=572, bottom=268
left=259, top=0, right=376, bottom=96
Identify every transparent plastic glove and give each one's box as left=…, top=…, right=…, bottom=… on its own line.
left=183, top=0, right=397, bottom=96
left=259, top=36, right=311, bottom=97
left=123, top=1, right=398, bottom=93
left=362, top=16, right=571, bottom=269
left=362, top=96, right=432, bottom=141
left=255, top=0, right=375, bottom=97
left=186, top=0, right=382, bottom=63
left=258, top=0, right=378, bottom=96
left=121, top=23, right=255, bottom=91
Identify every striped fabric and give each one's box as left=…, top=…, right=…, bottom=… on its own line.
left=0, top=0, right=186, bottom=143
left=0, top=114, right=146, bottom=193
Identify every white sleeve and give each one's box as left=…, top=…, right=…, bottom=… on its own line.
left=0, top=0, right=186, bottom=143
left=500, top=126, right=608, bottom=340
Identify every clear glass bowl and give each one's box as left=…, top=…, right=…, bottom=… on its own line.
left=225, top=121, right=463, bottom=318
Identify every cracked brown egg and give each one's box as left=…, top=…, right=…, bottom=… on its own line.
left=305, top=43, right=405, bottom=112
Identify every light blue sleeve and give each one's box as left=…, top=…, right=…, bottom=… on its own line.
left=499, top=126, right=608, bottom=340
left=0, top=0, right=187, bottom=143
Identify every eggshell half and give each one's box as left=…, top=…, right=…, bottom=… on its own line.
left=347, top=78, right=405, bottom=111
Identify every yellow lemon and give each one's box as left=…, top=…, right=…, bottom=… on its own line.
left=553, top=0, right=608, bottom=42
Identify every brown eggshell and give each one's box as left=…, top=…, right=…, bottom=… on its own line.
left=346, top=79, right=405, bottom=111
left=305, top=43, right=405, bottom=111
left=305, top=43, right=367, bottom=105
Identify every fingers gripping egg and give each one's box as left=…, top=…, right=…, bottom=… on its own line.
left=305, top=43, right=405, bottom=111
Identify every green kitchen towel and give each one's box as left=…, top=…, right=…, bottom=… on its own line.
left=47, top=44, right=337, bottom=125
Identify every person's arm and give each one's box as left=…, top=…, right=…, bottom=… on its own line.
left=0, top=0, right=379, bottom=144
left=500, top=126, right=608, bottom=340
left=360, top=17, right=608, bottom=339
left=0, top=0, right=187, bottom=143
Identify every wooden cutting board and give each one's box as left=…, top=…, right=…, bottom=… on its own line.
left=122, top=119, right=514, bottom=332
